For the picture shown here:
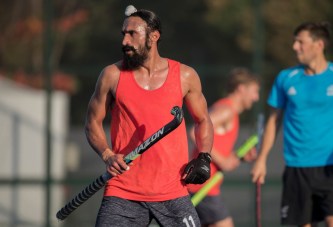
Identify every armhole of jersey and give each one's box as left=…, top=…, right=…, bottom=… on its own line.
left=114, top=70, right=125, bottom=103
left=175, top=61, right=183, bottom=103
left=168, top=59, right=183, bottom=104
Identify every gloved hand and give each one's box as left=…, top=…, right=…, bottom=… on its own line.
left=182, top=152, right=211, bottom=184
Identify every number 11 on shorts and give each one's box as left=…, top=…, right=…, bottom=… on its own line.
left=183, top=215, right=196, bottom=227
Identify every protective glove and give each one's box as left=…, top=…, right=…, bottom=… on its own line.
left=182, top=152, right=211, bottom=184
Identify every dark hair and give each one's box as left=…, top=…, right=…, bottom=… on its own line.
left=294, top=21, right=331, bottom=50
left=226, top=67, right=260, bottom=94
left=128, top=9, right=162, bottom=43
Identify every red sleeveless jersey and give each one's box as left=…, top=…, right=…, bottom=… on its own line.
left=187, top=98, right=239, bottom=195
left=104, top=59, right=189, bottom=201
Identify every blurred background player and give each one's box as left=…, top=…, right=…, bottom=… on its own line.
left=187, top=67, right=260, bottom=227
left=252, top=21, right=333, bottom=227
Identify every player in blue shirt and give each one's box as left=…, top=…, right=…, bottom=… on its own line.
left=252, top=21, right=333, bottom=227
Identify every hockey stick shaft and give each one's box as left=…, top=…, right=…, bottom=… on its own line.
left=236, top=135, right=259, bottom=158
left=191, top=135, right=258, bottom=206
left=255, top=113, right=264, bottom=227
left=56, top=106, right=183, bottom=220
left=191, top=171, right=224, bottom=206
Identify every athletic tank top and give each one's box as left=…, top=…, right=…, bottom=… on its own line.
left=104, top=59, right=189, bottom=201
left=187, top=98, right=239, bottom=195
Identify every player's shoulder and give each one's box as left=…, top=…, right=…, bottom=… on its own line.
left=98, top=61, right=122, bottom=82
left=279, top=65, right=303, bottom=77
left=209, top=99, right=234, bottom=123
left=102, top=61, right=122, bottom=76
left=211, top=98, right=233, bottom=113
left=95, top=61, right=123, bottom=92
left=166, top=58, right=196, bottom=74
left=178, top=62, right=199, bottom=80
left=275, top=65, right=304, bottom=84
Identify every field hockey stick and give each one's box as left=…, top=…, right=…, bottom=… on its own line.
left=191, top=135, right=259, bottom=206
left=56, top=106, right=184, bottom=221
left=255, top=113, right=265, bottom=227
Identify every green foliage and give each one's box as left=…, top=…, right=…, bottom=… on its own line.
left=0, top=0, right=332, bottom=125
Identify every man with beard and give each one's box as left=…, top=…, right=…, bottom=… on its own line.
left=85, top=5, right=214, bottom=227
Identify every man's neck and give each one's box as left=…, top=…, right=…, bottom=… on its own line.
left=227, top=94, right=243, bottom=114
left=304, top=57, right=328, bottom=75
left=140, top=53, right=163, bottom=77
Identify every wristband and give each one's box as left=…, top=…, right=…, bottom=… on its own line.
left=198, top=152, right=212, bottom=162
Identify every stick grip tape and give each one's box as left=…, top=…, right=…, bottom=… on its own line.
left=236, top=134, right=258, bottom=158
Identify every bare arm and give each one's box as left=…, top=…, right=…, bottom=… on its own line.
left=85, top=64, right=129, bottom=176
left=181, top=64, right=213, bottom=154
left=251, top=107, right=282, bottom=184
left=180, top=65, right=213, bottom=184
left=189, top=104, right=240, bottom=171
left=85, top=66, right=113, bottom=156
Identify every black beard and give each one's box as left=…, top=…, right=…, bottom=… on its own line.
left=122, top=44, right=150, bottom=70
left=122, top=52, right=146, bottom=70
